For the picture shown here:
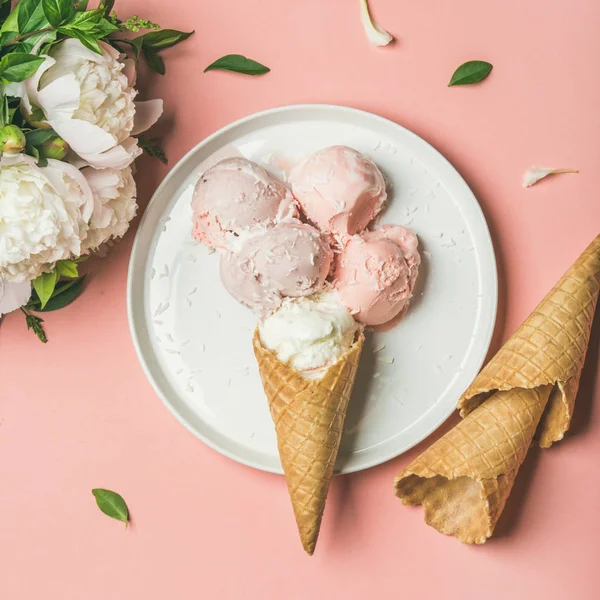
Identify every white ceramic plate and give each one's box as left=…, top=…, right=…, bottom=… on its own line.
left=127, top=104, right=497, bottom=474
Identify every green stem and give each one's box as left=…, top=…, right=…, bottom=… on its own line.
left=4, top=26, right=55, bottom=46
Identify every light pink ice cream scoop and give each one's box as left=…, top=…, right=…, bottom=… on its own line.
left=220, top=221, right=333, bottom=316
left=334, top=225, right=420, bottom=326
left=191, top=157, right=296, bottom=249
left=289, top=145, right=387, bottom=236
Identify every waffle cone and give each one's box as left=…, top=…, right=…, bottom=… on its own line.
left=252, top=330, right=364, bottom=555
left=459, top=234, right=600, bottom=447
left=394, top=385, right=552, bottom=543
left=393, top=234, right=600, bottom=544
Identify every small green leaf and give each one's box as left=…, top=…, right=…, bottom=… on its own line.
left=1, top=6, right=19, bottom=34
left=204, top=54, right=270, bottom=76
left=42, top=0, right=74, bottom=27
left=33, top=275, right=86, bottom=312
left=448, top=60, right=493, bottom=87
left=25, top=127, right=56, bottom=146
left=55, top=259, right=78, bottom=278
left=22, top=310, right=47, bottom=343
left=60, top=28, right=100, bottom=53
left=0, top=53, right=45, bottom=83
left=138, top=134, right=167, bottom=163
left=17, top=0, right=49, bottom=35
left=140, top=28, right=193, bottom=51
left=142, top=48, right=165, bottom=75
left=32, top=269, right=58, bottom=309
left=92, top=489, right=129, bottom=527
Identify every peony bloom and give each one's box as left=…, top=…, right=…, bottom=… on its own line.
left=22, top=39, right=162, bottom=169
left=0, top=155, right=94, bottom=282
left=81, top=165, right=137, bottom=252
left=0, top=280, right=31, bottom=317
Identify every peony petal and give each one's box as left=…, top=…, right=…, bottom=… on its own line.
left=36, top=73, right=80, bottom=120
left=131, top=99, right=163, bottom=135
left=0, top=280, right=31, bottom=317
left=24, top=55, right=57, bottom=110
left=122, top=58, right=137, bottom=87
left=50, top=118, right=117, bottom=156
left=45, top=159, right=95, bottom=223
left=78, top=137, right=142, bottom=169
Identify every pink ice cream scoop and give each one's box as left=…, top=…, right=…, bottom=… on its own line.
left=289, top=145, right=387, bottom=236
left=220, top=221, right=333, bottom=316
left=334, top=225, right=420, bottom=326
left=191, top=157, right=296, bottom=249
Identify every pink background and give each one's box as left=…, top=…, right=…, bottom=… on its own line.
left=1, top=1, right=599, bottom=598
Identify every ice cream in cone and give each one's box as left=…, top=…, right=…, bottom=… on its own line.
left=394, top=234, right=600, bottom=544
left=253, top=292, right=364, bottom=554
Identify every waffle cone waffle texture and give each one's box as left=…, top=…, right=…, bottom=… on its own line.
left=395, top=234, right=600, bottom=544
left=253, top=330, right=364, bottom=555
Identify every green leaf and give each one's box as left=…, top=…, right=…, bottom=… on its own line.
left=55, top=259, right=78, bottom=278
left=32, top=269, right=58, bottom=309
left=140, top=28, right=193, bottom=51
left=23, top=310, right=47, bottom=343
left=92, top=489, right=129, bottom=527
left=15, top=27, right=57, bottom=52
left=42, top=0, right=74, bottom=28
left=138, top=134, right=167, bottom=163
left=60, top=28, right=100, bottom=53
left=31, top=275, right=86, bottom=312
left=17, top=0, right=49, bottom=35
left=58, top=8, right=117, bottom=36
left=0, top=30, right=17, bottom=47
left=0, top=53, right=45, bottom=83
left=142, top=48, right=164, bottom=75
left=1, top=6, right=19, bottom=34
left=73, top=0, right=89, bottom=11
left=0, top=95, right=8, bottom=128
left=25, top=127, right=56, bottom=145
left=448, top=60, right=493, bottom=87
left=204, top=54, right=270, bottom=76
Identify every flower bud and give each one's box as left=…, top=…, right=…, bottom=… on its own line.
left=0, top=125, right=26, bottom=154
left=37, top=135, right=69, bottom=161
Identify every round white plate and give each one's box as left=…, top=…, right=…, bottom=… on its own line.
left=127, top=104, right=497, bottom=474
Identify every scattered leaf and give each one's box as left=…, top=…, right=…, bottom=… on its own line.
left=359, top=0, right=393, bottom=47
left=522, top=166, right=579, bottom=188
left=32, top=269, right=58, bottom=309
left=138, top=135, right=167, bottom=163
left=92, top=488, right=129, bottom=527
left=204, top=54, right=269, bottom=76
left=448, top=60, right=493, bottom=87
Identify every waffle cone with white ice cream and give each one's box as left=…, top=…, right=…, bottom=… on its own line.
left=394, top=234, right=600, bottom=544
left=253, top=292, right=364, bottom=555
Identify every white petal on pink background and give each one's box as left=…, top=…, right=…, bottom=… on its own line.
left=360, top=0, right=394, bottom=47
left=0, top=280, right=31, bottom=317
left=132, top=99, right=164, bottom=135
left=522, top=166, right=579, bottom=188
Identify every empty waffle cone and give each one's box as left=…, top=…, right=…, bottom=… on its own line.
left=394, top=385, right=552, bottom=543
left=394, top=234, right=600, bottom=544
left=252, top=330, right=364, bottom=555
left=459, top=234, right=600, bottom=447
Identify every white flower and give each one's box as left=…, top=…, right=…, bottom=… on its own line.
left=21, top=39, right=162, bottom=169
left=523, top=166, right=579, bottom=188
left=81, top=165, right=137, bottom=252
left=0, top=155, right=94, bottom=282
left=360, top=0, right=393, bottom=47
left=0, top=280, right=31, bottom=317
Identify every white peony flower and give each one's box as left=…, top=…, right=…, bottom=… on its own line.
left=0, top=155, right=94, bottom=282
left=20, top=39, right=162, bottom=169
left=0, top=279, right=31, bottom=317
left=81, top=165, right=137, bottom=252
